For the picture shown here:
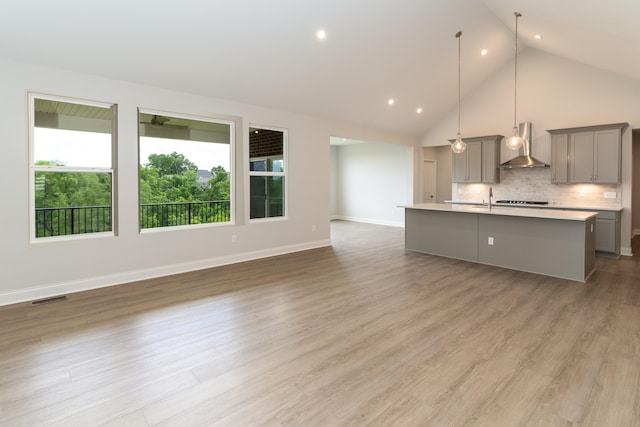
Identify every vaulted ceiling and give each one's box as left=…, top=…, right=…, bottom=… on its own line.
left=1, top=0, right=638, bottom=136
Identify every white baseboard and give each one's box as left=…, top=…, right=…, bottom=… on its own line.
left=620, top=246, right=633, bottom=257
left=0, top=239, right=332, bottom=307
left=332, top=215, right=404, bottom=228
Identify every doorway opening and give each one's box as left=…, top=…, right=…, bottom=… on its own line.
left=421, top=146, right=452, bottom=204
left=422, top=159, right=437, bottom=203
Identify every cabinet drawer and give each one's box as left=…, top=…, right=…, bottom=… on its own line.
left=596, top=211, right=617, bottom=220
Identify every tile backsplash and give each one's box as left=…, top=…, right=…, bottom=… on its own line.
left=453, top=168, right=621, bottom=208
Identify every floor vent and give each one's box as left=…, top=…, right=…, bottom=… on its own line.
left=31, top=295, right=68, bottom=305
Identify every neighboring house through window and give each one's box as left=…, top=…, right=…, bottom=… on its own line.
left=138, top=110, right=234, bottom=230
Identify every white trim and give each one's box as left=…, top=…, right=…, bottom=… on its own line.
left=620, top=246, right=633, bottom=257
left=137, top=108, right=237, bottom=231
left=247, top=123, right=288, bottom=222
left=29, top=92, right=116, bottom=243
left=332, top=215, right=404, bottom=228
left=0, top=239, right=332, bottom=307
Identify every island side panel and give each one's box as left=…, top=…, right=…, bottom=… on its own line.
left=477, top=215, right=595, bottom=282
left=583, top=217, right=596, bottom=277
left=405, top=208, right=479, bottom=262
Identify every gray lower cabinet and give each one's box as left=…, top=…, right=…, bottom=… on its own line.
left=404, top=207, right=595, bottom=282
left=595, top=210, right=621, bottom=255
left=451, top=135, right=502, bottom=183
left=548, top=123, right=627, bottom=184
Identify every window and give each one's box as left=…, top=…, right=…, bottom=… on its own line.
left=30, top=94, right=116, bottom=240
left=138, top=110, right=233, bottom=230
left=249, top=126, right=287, bottom=220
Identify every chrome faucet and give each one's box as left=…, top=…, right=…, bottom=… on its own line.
left=488, top=186, right=493, bottom=211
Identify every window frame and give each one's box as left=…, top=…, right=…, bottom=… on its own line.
left=29, top=92, right=117, bottom=243
left=248, top=124, right=288, bottom=222
left=137, top=108, right=236, bottom=233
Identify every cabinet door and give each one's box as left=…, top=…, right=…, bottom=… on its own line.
left=569, top=131, right=595, bottom=183
left=594, top=128, right=621, bottom=183
left=550, top=134, right=568, bottom=183
left=452, top=150, right=468, bottom=183
left=595, top=218, right=616, bottom=253
left=466, top=142, right=482, bottom=182
left=482, top=140, right=499, bottom=183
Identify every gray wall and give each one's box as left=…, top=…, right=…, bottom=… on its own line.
left=0, top=58, right=417, bottom=305
left=422, top=146, right=452, bottom=203
left=330, top=141, right=413, bottom=227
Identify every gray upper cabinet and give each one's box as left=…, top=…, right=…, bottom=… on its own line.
left=593, top=129, right=622, bottom=183
left=482, top=138, right=500, bottom=183
left=452, top=141, right=481, bottom=183
left=570, top=131, right=596, bottom=183
left=547, top=123, right=627, bottom=184
left=550, top=134, right=568, bottom=183
left=451, top=135, right=502, bottom=183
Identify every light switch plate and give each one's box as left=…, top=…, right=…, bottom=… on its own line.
left=604, top=192, right=616, bottom=199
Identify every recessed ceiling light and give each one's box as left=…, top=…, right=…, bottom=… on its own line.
left=316, top=29, right=326, bottom=40
left=534, top=34, right=543, bottom=40
left=416, top=107, right=423, bottom=114
left=481, top=49, right=488, bottom=56
left=388, top=99, right=395, bottom=106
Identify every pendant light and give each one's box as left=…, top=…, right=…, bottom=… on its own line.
left=451, top=31, right=466, bottom=154
left=505, top=12, right=524, bottom=150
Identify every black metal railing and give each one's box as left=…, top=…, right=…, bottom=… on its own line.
left=35, top=200, right=231, bottom=237
left=35, top=205, right=112, bottom=238
left=250, top=197, right=284, bottom=219
left=140, top=200, right=231, bottom=229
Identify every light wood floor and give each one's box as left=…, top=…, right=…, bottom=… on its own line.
left=1, top=220, right=639, bottom=426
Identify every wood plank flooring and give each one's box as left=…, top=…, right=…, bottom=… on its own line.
left=1, top=220, right=639, bottom=426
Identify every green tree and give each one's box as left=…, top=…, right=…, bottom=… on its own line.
left=34, top=160, right=111, bottom=209
left=146, top=152, right=197, bottom=177
left=34, top=160, right=113, bottom=237
left=202, top=166, right=230, bottom=201
left=139, top=154, right=231, bottom=228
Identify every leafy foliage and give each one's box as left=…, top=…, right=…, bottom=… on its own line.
left=34, top=153, right=231, bottom=236
left=139, top=152, right=229, bottom=203
left=34, top=161, right=112, bottom=209
left=138, top=153, right=231, bottom=228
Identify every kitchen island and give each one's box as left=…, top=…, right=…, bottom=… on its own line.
left=401, top=203, right=597, bottom=282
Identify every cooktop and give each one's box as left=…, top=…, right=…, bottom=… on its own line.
left=495, top=200, right=549, bottom=205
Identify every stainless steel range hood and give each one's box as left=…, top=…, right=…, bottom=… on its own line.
left=500, top=122, right=549, bottom=169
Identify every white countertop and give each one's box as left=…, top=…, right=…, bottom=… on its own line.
left=444, top=200, right=623, bottom=212
left=401, top=203, right=597, bottom=221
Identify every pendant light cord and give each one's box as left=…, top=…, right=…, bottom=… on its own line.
left=456, top=31, right=462, bottom=135
left=513, top=12, right=521, bottom=128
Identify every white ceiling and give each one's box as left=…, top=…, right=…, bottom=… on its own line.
left=2, top=0, right=639, bottom=137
